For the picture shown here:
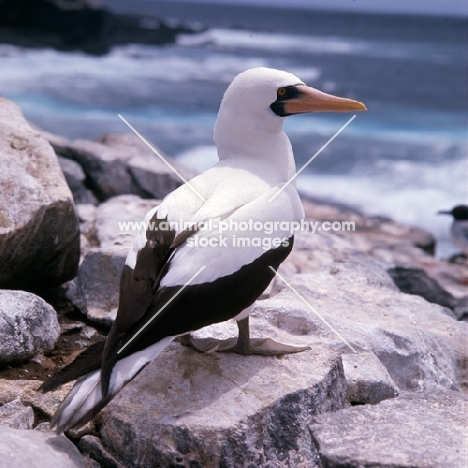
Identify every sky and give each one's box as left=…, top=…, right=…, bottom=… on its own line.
left=167, top=0, right=468, bottom=16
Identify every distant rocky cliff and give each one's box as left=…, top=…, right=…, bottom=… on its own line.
left=0, top=0, right=198, bottom=55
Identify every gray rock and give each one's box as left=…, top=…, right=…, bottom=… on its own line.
left=0, top=290, right=60, bottom=364
left=301, top=200, right=436, bottom=255
left=53, top=133, right=196, bottom=201
left=76, top=247, right=128, bottom=325
left=342, top=352, right=399, bottom=404
left=0, top=97, right=80, bottom=289
left=78, top=435, right=123, bottom=468
left=39, top=129, right=72, bottom=155
left=76, top=204, right=98, bottom=247
left=0, top=399, right=34, bottom=430
left=95, top=195, right=159, bottom=250
left=58, top=155, right=86, bottom=182
left=60, top=277, right=89, bottom=316
left=0, top=379, right=73, bottom=420
left=453, top=295, right=468, bottom=321
left=75, top=203, right=99, bottom=261
left=83, top=454, right=102, bottom=468
left=388, top=265, right=456, bottom=310
left=255, top=253, right=468, bottom=392
left=66, top=421, right=96, bottom=440
left=101, top=344, right=347, bottom=468
left=0, top=425, right=85, bottom=468
left=58, top=156, right=98, bottom=205
left=300, top=199, right=466, bottom=301
left=34, top=422, right=51, bottom=432
left=0, top=380, right=41, bottom=406
left=309, top=391, right=467, bottom=468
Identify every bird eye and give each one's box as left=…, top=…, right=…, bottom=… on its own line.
left=277, top=87, right=287, bottom=97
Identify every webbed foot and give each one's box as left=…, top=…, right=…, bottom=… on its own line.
left=177, top=317, right=309, bottom=355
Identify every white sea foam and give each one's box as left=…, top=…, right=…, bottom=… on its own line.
left=177, top=28, right=462, bottom=62
left=177, top=29, right=364, bottom=55
left=175, top=145, right=219, bottom=172
left=297, top=158, right=468, bottom=257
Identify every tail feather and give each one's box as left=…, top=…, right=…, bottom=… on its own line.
left=50, top=369, right=109, bottom=433
left=48, top=336, right=175, bottom=433
left=39, top=341, right=105, bottom=393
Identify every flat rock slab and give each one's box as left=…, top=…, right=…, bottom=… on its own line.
left=101, top=344, right=347, bottom=468
left=0, top=97, right=79, bottom=289
left=254, top=253, right=468, bottom=392
left=342, top=352, right=399, bottom=404
left=0, top=425, right=85, bottom=468
left=310, top=391, right=468, bottom=468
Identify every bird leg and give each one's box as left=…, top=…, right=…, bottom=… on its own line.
left=178, top=316, right=309, bottom=355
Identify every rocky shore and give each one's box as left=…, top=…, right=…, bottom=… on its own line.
left=0, top=96, right=466, bottom=467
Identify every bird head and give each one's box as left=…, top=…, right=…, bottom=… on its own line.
left=218, top=67, right=366, bottom=123
left=438, top=205, right=468, bottom=220
left=214, top=67, right=366, bottom=162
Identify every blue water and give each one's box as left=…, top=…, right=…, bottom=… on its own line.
left=0, top=2, right=466, bottom=256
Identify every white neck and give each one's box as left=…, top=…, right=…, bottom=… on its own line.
left=213, top=108, right=296, bottom=185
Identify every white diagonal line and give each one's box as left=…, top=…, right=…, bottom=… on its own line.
left=269, top=115, right=357, bottom=202
left=269, top=266, right=357, bottom=353
left=117, top=266, right=206, bottom=354
left=118, top=114, right=206, bottom=202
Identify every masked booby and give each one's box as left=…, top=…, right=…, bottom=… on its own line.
left=438, top=204, right=468, bottom=255
left=41, top=67, right=366, bottom=433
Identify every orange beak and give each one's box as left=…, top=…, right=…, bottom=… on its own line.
left=284, top=86, right=367, bottom=114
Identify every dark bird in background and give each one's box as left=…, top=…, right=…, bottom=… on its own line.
left=438, top=204, right=468, bottom=256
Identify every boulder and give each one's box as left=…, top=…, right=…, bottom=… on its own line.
left=78, top=435, right=124, bottom=468
left=0, top=290, right=60, bottom=364
left=95, top=195, right=159, bottom=249
left=0, top=399, right=34, bottom=430
left=0, top=97, right=80, bottom=289
left=82, top=454, right=101, bottom=468
left=58, top=156, right=98, bottom=205
left=75, top=247, right=128, bottom=325
left=101, top=344, right=347, bottom=468
left=342, top=352, right=399, bottom=405
left=52, top=133, right=196, bottom=202
left=309, top=391, right=467, bottom=468
left=0, top=425, right=85, bottom=468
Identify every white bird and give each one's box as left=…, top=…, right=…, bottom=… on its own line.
left=438, top=204, right=468, bottom=255
left=41, top=67, right=366, bottom=433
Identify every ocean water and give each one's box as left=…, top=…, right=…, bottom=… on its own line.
left=0, top=1, right=466, bottom=256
